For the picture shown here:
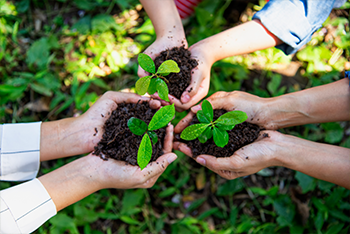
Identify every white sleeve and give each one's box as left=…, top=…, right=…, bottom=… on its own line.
left=0, top=122, right=41, bottom=181
left=0, top=178, right=57, bottom=234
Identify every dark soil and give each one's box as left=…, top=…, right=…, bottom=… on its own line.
left=154, top=46, right=198, bottom=99
left=182, top=109, right=261, bottom=157
left=93, top=102, right=166, bottom=165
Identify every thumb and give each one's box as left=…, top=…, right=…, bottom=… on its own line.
left=147, top=153, right=177, bottom=177
left=180, top=68, right=206, bottom=104
left=190, top=91, right=229, bottom=113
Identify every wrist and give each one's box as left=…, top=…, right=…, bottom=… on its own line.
left=40, top=116, right=90, bottom=161
left=265, top=94, right=307, bottom=129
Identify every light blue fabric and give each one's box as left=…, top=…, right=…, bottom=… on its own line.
left=253, top=0, right=347, bottom=55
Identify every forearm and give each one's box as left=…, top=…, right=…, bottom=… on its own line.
left=276, top=134, right=350, bottom=189
left=192, top=19, right=282, bottom=65
left=40, top=117, right=91, bottom=161
left=266, top=78, right=350, bottom=128
left=140, top=0, right=184, bottom=39
left=38, top=155, right=102, bottom=211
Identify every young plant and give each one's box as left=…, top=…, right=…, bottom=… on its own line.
left=136, top=53, right=180, bottom=102
left=180, top=100, right=248, bottom=148
left=127, top=104, right=175, bottom=170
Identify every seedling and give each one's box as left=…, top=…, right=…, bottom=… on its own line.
left=127, top=104, right=175, bottom=169
left=180, top=100, right=248, bottom=148
left=136, top=53, right=180, bottom=102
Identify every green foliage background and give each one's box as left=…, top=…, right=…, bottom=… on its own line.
left=0, top=0, right=349, bottom=233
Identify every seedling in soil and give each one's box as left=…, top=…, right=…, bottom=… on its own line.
left=136, top=53, right=180, bottom=102
left=127, top=104, right=175, bottom=169
left=180, top=100, right=248, bottom=148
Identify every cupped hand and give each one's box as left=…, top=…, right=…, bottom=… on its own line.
left=174, top=130, right=283, bottom=180
left=187, top=91, right=277, bottom=131
left=95, top=124, right=177, bottom=189
left=138, top=35, right=188, bottom=78
left=161, top=41, right=212, bottom=112
left=78, top=91, right=161, bottom=154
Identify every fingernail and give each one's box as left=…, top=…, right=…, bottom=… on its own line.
left=182, top=94, right=190, bottom=103
left=191, top=105, right=201, bottom=112
left=196, top=157, right=206, bottom=166
left=167, top=154, right=177, bottom=164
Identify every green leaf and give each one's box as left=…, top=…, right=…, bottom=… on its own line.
left=217, top=178, right=244, bottom=196
left=30, top=83, right=53, bottom=96
left=315, top=212, right=324, bottom=231
left=137, top=134, right=152, bottom=170
left=135, top=76, right=151, bottom=95
left=120, top=215, right=139, bottom=225
left=198, top=127, right=213, bottom=143
left=148, top=78, right=158, bottom=95
left=158, top=187, right=176, bottom=198
left=157, top=60, right=180, bottom=75
left=180, top=123, right=210, bottom=141
left=197, top=110, right=211, bottom=124
left=156, top=78, right=170, bottom=102
left=148, top=104, right=175, bottom=131
left=295, top=171, right=317, bottom=193
left=148, top=131, right=158, bottom=145
left=127, top=117, right=148, bottom=136
left=186, top=197, right=206, bottom=213
left=201, top=100, right=213, bottom=122
left=213, top=127, right=229, bottom=148
left=215, top=110, right=248, bottom=130
left=138, top=53, right=156, bottom=74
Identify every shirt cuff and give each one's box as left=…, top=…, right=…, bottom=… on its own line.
left=0, top=122, right=41, bottom=181
left=0, top=178, right=57, bottom=234
left=253, top=0, right=334, bottom=55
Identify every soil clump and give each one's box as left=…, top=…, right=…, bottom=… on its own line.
left=154, top=46, right=198, bottom=99
left=183, top=109, right=261, bottom=157
left=93, top=102, right=166, bottom=165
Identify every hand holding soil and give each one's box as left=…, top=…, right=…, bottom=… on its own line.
left=91, top=124, right=177, bottom=190
left=77, top=91, right=159, bottom=154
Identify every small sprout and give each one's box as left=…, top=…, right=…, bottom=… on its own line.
left=180, top=100, right=248, bottom=148
left=127, top=104, right=175, bottom=169
left=136, top=53, right=180, bottom=102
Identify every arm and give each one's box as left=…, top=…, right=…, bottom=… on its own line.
left=182, top=78, right=350, bottom=130
left=176, top=131, right=350, bottom=189
left=1, top=124, right=176, bottom=233
left=173, top=19, right=282, bottom=111
left=40, top=92, right=152, bottom=161
left=138, top=0, right=187, bottom=77
left=177, top=0, right=339, bottom=110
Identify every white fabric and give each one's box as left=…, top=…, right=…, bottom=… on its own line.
left=0, top=179, right=57, bottom=234
left=0, top=122, right=41, bottom=181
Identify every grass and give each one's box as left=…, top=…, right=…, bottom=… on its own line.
left=0, top=0, right=349, bottom=233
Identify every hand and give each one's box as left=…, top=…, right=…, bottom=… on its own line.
left=95, top=124, right=176, bottom=189
left=40, top=124, right=177, bottom=212
left=138, top=35, right=188, bottom=78
left=166, top=41, right=213, bottom=112
left=78, top=91, right=161, bottom=154
left=175, top=91, right=279, bottom=133
left=174, top=130, right=282, bottom=180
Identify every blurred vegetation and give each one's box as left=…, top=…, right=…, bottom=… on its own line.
left=0, top=0, right=349, bottom=233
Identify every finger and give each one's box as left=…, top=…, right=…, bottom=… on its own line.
left=163, top=124, right=174, bottom=153
left=103, top=91, right=149, bottom=104
left=205, top=91, right=231, bottom=110
left=174, top=111, right=195, bottom=133
left=173, top=142, right=193, bottom=157
left=149, top=99, right=162, bottom=110
left=180, top=67, right=205, bottom=104
left=195, top=155, right=238, bottom=171
left=142, top=153, right=177, bottom=181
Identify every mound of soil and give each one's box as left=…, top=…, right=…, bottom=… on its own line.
left=93, top=102, right=166, bottom=165
left=182, top=110, right=261, bottom=157
left=154, top=46, right=198, bottom=99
